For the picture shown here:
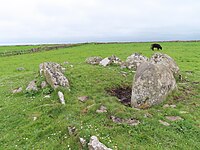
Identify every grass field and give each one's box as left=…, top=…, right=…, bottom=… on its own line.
left=0, top=42, right=199, bottom=149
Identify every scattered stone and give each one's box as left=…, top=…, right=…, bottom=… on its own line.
left=80, top=137, right=86, bottom=147
left=41, top=81, right=47, bottom=89
left=33, top=116, right=37, bottom=121
left=110, top=116, right=140, bottom=126
left=159, top=120, right=170, bottom=126
left=78, top=96, right=89, bottom=102
left=39, top=62, right=69, bottom=89
left=96, top=105, right=107, bottom=113
left=63, top=61, right=69, bottom=65
left=126, top=53, right=148, bottom=70
left=58, top=91, right=65, bottom=105
left=68, top=126, right=77, bottom=135
left=99, top=57, right=112, bottom=67
left=163, top=104, right=176, bottom=108
left=170, top=104, right=176, bottom=108
left=61, top=67, right=66, bottom=72
left=12, top=87, right=23, bottom=94
left=86, top=56, right=103, bottom=65
left=179, top=111, right=188, bottom=114
left=120, top=62, right=127, bottom=69
left=99, top=55, right=122, bottom=67
left=185, top=70, right=193, bottom=75
left=150, top=53, right=179, bottom=75
left=44, top=95, right=51, bottom=98
left=26, top=80, right=38, bottom=91
left=166, top=116, right=183, bottom=121
left=144, top=113, right=153, bottom=118
left=109, top=55, right=122, bottom=65
left=163, top=104, right=170, bottom=108
left=16, top=67, right=25, bottom=71
left=88, top=136, right=112, bottom=150
left=131, top=62, right=177, bottom=109
left=70, top=65, right=74, bottom=68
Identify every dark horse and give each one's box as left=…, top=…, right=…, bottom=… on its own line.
left=151, top=43, right=162, bottom=50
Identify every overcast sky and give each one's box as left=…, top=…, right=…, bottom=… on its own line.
left=0, top=0, right=200, bottom=45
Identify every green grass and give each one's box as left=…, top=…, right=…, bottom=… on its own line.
left=0, top=45, right=41, bottom=53
left=0, top=42, right=199, bottom=149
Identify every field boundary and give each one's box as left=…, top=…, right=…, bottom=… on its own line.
left=0, top=43, right=88, bottom=57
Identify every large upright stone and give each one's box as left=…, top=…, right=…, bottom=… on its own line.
left=126, top=53, right=148, bottom=69
left=150, top=53, right=179, bottom=75
left=39, top=62, right=69, bottom=89
left=131, top=62, right=177, bottom=109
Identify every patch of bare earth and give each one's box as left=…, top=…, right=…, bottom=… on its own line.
left=106, top=86, right=132, bottom=107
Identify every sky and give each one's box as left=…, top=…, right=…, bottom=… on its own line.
left=0, top=0, right=200, bottom=45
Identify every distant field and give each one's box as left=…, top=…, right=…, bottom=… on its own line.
left=0, top=45, right=41, bottom=52
left=0, top=42, right=199, bottom=149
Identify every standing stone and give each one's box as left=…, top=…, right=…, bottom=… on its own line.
left=150, top=53, right=179, bottom=75
left=39, top=62, right=69, bottom=89
left=126, top=53, right=148, bottom=70
left=26, top=80, right=38, bottom=91
left=131, top=62, right=177, bottom=109
left=88, top=136, right=112, bottom=150
left=58, top=91, right=65, bottom=105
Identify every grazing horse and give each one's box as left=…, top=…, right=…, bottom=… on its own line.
left=151, top=43, right=162, bottom=51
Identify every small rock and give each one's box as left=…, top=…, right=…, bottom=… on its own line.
left=123, top=118, right=140, bottom=126
left=166, top=116, right=183, bottom=121
left=159, top=120, right=170, bottom=126
left=80, top=137, right=86, bottom=147
left=68, top=126, right=76, bottom=135
left=12, top=87, right=23, bottom=94
left=33, top=116, right=37, bottom=121
left=163, top=104, right=176, bottom=108
left=144, top=113, right=153, bottom=118
left=163, top=104, right=170, bottom=108
left=170, top=104, right=176, bottom=108
left=86, top=56, right=103, bottom=65
left=58, top=91, right=65, bottom=105
left=41, top=81, right=47, bottom=89
left=109, top=55, right=122, bottom=65
left=44, top=95, right=51, bottom=98
left=179, top=111, right=188, bottom=114
left=26, top=80, right=38, bottom=91
left=78, top=96, right=89, bottom=102
left=88, top=136, right=112, bottom=150
left=63, top=61, right=69, bottom=65
left=16, top=67, right=25, bottom=71
left=99, top=57, right=112, bottom=66
left=61, top=67, right=66, bottom=72
left=110, top=116, right=140, bottom=126
left=96, top=105, right=107, bottom=113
